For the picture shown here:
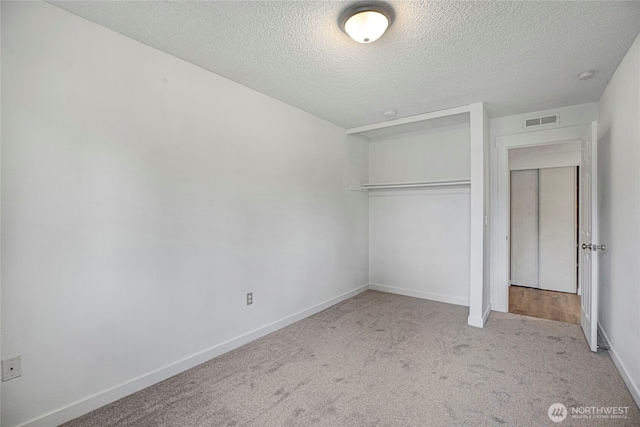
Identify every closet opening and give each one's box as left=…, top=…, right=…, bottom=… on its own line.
left=506, top=143, right=581, bottom=324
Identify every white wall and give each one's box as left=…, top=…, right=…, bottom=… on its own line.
left=368, top=125, right=470, bottom=183
left=597, top=32, right=640, bottom=406
left=368, top=124, right=471, bottom=306
left=508, top=141, right=581, bottom=171
left=0, top=2, right=369, bottom=426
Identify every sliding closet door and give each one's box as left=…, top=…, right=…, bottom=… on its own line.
left=510, top=169, right=539, bottom=288
left=539, top=167, right=577, bottom=293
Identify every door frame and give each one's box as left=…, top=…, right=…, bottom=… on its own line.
left=495, top=124, right=590, bottom=313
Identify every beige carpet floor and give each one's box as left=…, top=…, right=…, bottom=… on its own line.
left=64, top=290, right=639, bottom=426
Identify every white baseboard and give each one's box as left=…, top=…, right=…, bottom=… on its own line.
left=598, top=323, right=640, bottom=409
left=483, top=303, right=491, bottom=323
left=467, top=315, right=484, bottom=328
left=467, top=303, right=492, bottom=328
left=368, top=283, right=469, bottom=307
left=20, top=284, right=370, bottom=427
left=468, top=303, right=491, bottom=328
left=490, top=299, right=507, bottom=313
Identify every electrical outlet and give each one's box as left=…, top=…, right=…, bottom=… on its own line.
left=2, top=355, right=22, bottom=382
left=246, top=292, right=253, bottom=306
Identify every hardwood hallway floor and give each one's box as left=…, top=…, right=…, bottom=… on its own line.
left=509, top=285, right=581, bottom=324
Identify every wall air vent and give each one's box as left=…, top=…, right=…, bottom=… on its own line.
left=523, top=113, right=559, bottom=129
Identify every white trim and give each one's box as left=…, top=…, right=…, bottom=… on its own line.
left=598, top=324, right=640, bottom=408
left=467, top=316, right=484, bottom=328
left=468, top=103, right=487, bottom=328
left=483, top=303, right=492, bottom=324
left=358, top=179, right=470, bottom=190
left=468, top=303, right=492, bottom=328
left=346, top=105, right=472, bottom=135
left=495, top=125, right=588, bottom=149
left=369, top=283, right=470, bottom=307
left=16, top=284, right=370, bottom=427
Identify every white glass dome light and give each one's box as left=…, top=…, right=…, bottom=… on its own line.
left=339, top=2, right=395, bottom=44
left=344, top=10, right=388, bottom=43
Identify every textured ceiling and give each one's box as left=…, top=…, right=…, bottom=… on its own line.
left=49, top=1, right=640, bottom=129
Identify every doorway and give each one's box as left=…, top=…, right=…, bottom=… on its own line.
left=507, top=145, right=580, bottom=323
left=495, top=122, right=600, bottom=350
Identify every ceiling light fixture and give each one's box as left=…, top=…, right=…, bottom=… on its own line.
left=339, top=2, right=395, bottom=44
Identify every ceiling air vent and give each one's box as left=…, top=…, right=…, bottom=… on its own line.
left=523, top=113, right=559, bottom=129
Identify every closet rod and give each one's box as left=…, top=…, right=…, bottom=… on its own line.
left=358, top=179, right=470, bottom=190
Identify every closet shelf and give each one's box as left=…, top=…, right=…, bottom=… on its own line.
left=350, top=179, right=471, bottom=192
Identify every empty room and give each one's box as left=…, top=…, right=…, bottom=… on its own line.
left=2, top=1, right=640, bottom=426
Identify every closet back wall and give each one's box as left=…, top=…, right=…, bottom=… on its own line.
left=369, top=124, right=471, bottom=306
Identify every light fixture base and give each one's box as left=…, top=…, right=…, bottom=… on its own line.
left=383, top=109, right=397, bottom=118
left=578, top=70, right=595, bottom=80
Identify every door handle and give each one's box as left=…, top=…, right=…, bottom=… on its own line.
left=582, top=243, right=606, bottom=251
